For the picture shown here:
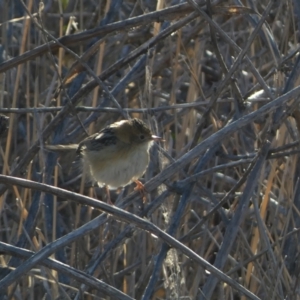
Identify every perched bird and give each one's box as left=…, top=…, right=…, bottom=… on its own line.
left=76, top=118, right=162, bottom=190
left=46, top=118, right=162, bottom=203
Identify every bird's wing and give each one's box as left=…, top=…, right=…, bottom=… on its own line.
left=76, top=127, right=118, bottom=154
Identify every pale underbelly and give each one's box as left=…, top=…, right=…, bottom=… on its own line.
left=84, top=146, right=150, bottom=188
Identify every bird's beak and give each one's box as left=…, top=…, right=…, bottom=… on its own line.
left=151, top=135, right=164, bottom=142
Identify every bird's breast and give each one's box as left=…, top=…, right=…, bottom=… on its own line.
left=84, top=142, right=150, bottom=188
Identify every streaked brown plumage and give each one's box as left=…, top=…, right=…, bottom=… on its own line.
left=77, top=118, right=161, bottom=189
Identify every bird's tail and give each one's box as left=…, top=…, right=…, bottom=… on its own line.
left=44, top=144, right=78, bottom=151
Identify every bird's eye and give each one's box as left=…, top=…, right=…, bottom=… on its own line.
left=139, top=134, right=145, bottom=140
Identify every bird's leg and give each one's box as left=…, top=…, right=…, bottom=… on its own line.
left=105, top=185, right=114, bottom=205
left=134, top=180, right=147, bottom=203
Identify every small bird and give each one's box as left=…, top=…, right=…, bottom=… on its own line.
left=46, top=118, right=161, bottom=203
left=76, top=118, right=162, bottom=190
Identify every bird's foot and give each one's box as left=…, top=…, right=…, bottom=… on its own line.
left=134, top=180, right=147, bottom=203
